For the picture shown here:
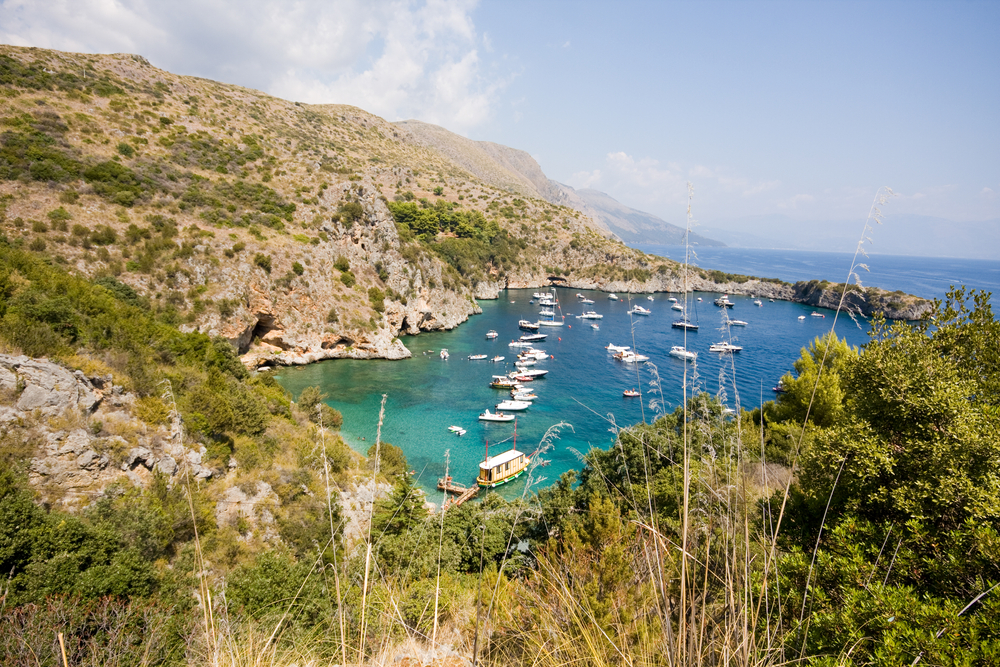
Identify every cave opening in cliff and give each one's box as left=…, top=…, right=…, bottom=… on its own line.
left=247, top=314, right=277, bottom=352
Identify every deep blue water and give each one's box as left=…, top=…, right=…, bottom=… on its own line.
left=629, top=245, right=1000, bottom=301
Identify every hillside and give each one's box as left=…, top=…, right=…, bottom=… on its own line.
left=0, top=45, right=928, bottom=374
left=570, top=186, right=725, bottom=246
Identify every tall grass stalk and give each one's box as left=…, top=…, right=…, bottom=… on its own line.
left=358, top=393, right=387, bottom=662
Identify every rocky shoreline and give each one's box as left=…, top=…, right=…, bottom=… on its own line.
left=239, top=274, right=931, bottom=368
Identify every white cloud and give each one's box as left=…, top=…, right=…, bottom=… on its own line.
left=0, top=0, right=506, bottom=132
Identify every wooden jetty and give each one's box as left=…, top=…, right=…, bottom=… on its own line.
left=438, top=476, right=478, bottom=511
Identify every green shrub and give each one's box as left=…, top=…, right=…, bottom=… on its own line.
left=368, top=286, right=385, bottom=313
left=253, top=253, right=272, bottom=273
left=116, top=141, right=134, bottom=157
left=291, top=261, right=304, bottom=276
left=339, top=271, right=355, bottom=288
left=333, top=256, right=350, bottom=272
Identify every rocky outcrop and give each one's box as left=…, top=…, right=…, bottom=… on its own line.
left=1, top=354, right=216, bottom=508
left=0, top=355, right=102, bottom=418
left=215, top=481, right=280, bottom=541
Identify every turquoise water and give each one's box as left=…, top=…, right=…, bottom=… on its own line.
left=274, top=287, right=873, bottom=499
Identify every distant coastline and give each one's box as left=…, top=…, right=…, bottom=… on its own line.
left=628, top=244, right=1000, bottom=300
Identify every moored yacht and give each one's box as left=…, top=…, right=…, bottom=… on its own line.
left=709, top=342, right=743, bottom=353
left=669, top=346, right=697, bottom=361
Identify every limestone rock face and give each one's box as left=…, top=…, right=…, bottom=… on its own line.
left=1, top=354, right=217, bottom=508
left=0, top=355, right=101, bottom=416
left=215, top=481, right=280, bottom=541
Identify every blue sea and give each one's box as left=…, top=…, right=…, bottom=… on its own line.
left=274, top=249, right=1000, bottom=500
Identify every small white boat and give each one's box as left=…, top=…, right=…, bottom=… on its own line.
left=448, top=425, right=464, bottom=432
left=515, top=359, right=536, bottom=367
left=672, top=319, right=699, bottom=330
left=509, top=341, right=533, bottom=347
left=468, top=354, right=487, bottom=360
left=537, top=319, right=564, bottom=327
left=798, top=315, right=806, bottom=320
left=647, top=295, right=654, bottom=301
left=479, top=409, right=515, bottom=422
left=533, top=292, right=549, bottom=299
left=697, top=297, right=703, bottom=302
left=518, top=319, right=540, bottom=330
left=578, top=311, right=604, bottom=319
left=608, top=293, right=619, bottom=300
left=623, top=389, right=641, bottom=397
left=754, top=299, right=763, bottom=306
left=538, top=308, right=556, bottom=316
left=591, top=324, right=600, bottom=330
left=522, top=349, right=548, bottom=360
left=714, top=295, right=735, bottom=308
left=630, top=305, right=651, bottom=315
left=511, top=368, right=548, bottom=378
left=709, top=342, right=743, bottom=353
left=616, top=351, right=650, bottom=363
left=486, top=330, right=498, bottom=339
left=669, top=346, right=697, bottom=361
left=580, top=298, right=595, bottom=304
left=519, top=333, right=547, bottom=341
left=668, top=297, right=678, bottom=303
left=729, top=320, right=748, bottom=326
left=491, top=355, right=505, bottom=362
left=490, top=375, right=521, bottom=389
left=811, top=312, right=825, bottom=318
left=769, top=299, right=775, bottom=302
left=440, top=349, right=449, bottom=359
left=496, top=400, right=531, bottom=411
left=671, top=303, right=684, bottom=311
left=511, top=391, right=537, bottom=401
left=606, top=344, right=630, bottom=352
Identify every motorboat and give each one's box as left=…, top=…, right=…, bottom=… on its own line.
left=514, top=359, right=536, bottom=367
left=608, top=293, right=619, bottom=300
left=714, top=295, right=735, bottom=308
left=623, top=389, right=641, bottom=397
left=448, top=426, right=467, bottom=436
left=490, top=355, right=505, bottom=362
left=606, top=344, right=630, bottom=352
left=709, top=342, right=743, bottom=353
left=490, top=376, right=521, bottom=389
left=773, top=381, right=787, bottom=393
left=538, top=308, right=556, bottom=317
left=521, top=349, right=548, bottom=360
left=811, top=312, right=825, bottom=318
left=496, top=400, right=531, bottom=411
left=511, top=391, right=537, bottom=401
left=580, top=297, right=595, bottom=304
left=440, top=349, right=449, bottom=359
left=616, top=351, right=650, bottom=363
left=519, top=333, right=547, bottom=341
left=479, top=409, right=515, bottom=422
left=668, top=297, right=678, bottom=303
left=486, top=330, right=498, bottom=339
left=669, top=346, right=697, bottom=361
left=533, top=292, right=549, bottom=299
left=729, top=320, right=748, bottom=326
left=672, top=319, right=699, bottom=330
left=509, top=341, right=533, bottom=347
left=512, top=375, right=534, bottom=383
left=754, top=299, right=763, bottom=306
left=647, top=295, right=654, bottom=301
left=798, top=315, right=806, bottom=320
left=591, top=324, right=600, bottom=330
left=511, top=368, right=548, bottom=378
left=629, top=305, right=651, bottom=315
left=577, top=311, right=604, bottom=319
left=671, top=303, right=684, bottom=311
left=537, top=318, right=564, bottom=327
left=697, top=297, right=703, bottom=302
left=468, top=354, right=487, bottom=360
left=519, top=319, right=540, bottom=330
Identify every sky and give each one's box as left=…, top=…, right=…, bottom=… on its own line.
left=1, top=0, right=998, bottom=239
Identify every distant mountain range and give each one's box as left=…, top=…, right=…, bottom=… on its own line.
left=395, top=119, right=725, bottom=247
left=700, top=214, right=1000, bottom=260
